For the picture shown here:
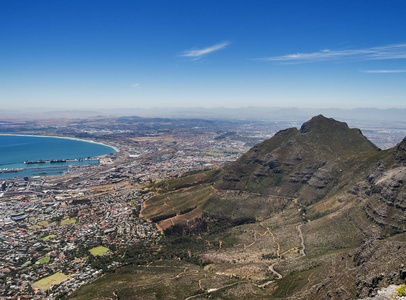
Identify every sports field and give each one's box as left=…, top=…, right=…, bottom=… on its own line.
left=89, top=246, right=110, bottom=256
left=60, top=218, right=76, bottom=225
left=32, top=272, right=68, bottom=290
left=41, top=234, right=56, bottom=241
left=36, top=257, right=50, bottom=264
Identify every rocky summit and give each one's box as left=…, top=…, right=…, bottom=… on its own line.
left=216, top=115, right=379, bottom=205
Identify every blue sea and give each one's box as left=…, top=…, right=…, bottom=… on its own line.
left=0, top=135, right=116, bottom=179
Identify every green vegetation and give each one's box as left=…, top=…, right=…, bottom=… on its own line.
left=32, top=272, right=68, bottom=291
left=152, top=168, right=220, bottom=192
left=40, top=234, right=56, bottom=241
left=37, top=220, right=49, bottom=227
left=261, top=253, right=278, bottom=260
left=397, top=284, right=406, bottom=296
left=60, top=218, right=76, bottom=225
left=163, top=213, right=255, bottom=238
left=143, top=184, right=217, bottom=225
left=22, top=261, right=31, bottom=267
left=273, top=265, right=323, bottom=298
left=207, top=150, right=224, bottom=156
left=89, top=246, right=110, bottom=256
left=36, top=257, right=50, bottom=264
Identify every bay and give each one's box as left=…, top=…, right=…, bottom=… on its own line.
left=0, top=135, right=116, bottom=179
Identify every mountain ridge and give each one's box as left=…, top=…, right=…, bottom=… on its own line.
left=215, top=115, right=380, bottom=207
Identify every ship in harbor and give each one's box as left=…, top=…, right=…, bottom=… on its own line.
left=24, top=158, right=68, bottom=164
left=50, top=159, right=67, bottom=163
left=24, top=159, right=75, bottom=164
left=24, top=160, right=46, bottom=164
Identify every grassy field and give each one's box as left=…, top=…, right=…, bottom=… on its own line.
left=60, top=218, right=76, bottom=225
left=89, top=246, right=110, bottom=256
left=32, top=272, right=68, bottom=291
left=207, top=150, right=225, bottom=156
left=37, top=220, right=49, bottom=227
left=40, top=234, right=56, bottom=241
left=36, top=257, right=50, bottom=264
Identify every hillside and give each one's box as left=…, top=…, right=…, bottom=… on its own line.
left=70, top=116, right=406, bottom=299
left=216, top=115, right=379, bottom=202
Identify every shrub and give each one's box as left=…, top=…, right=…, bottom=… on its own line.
left=397, top=284, right=406, bottom=296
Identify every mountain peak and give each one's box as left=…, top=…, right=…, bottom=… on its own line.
left=300, top=114, right=349, bottom=133
left=297, top=115, right=379, bottom=156
left=217, top=115, right=379, bottom=200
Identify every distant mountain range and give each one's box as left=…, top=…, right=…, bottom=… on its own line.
left=1, top=107, right=406, bottom=123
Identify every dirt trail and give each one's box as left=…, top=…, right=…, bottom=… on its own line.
left=217, top=240, right=222, bottom=252
left=197, top=236, right=212, bottom=247
left=243, top=222, right=281, bottom=254
left=269, top=262, right=283, bottom=279
left=269, top=231, right=281, bottom=258
left=198, top=275, right=217, bottom=291
left=297, top=224, right=306, bottom=256
left=258, top=222, right=283, bottom=279
left=243, top=231, right=263, bottom=248
left=260, top=222, right=281, bottom=258
left=282, top=247, right=299, bottom=256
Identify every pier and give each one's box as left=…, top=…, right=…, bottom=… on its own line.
left=24, top=158, right=91, bottom=164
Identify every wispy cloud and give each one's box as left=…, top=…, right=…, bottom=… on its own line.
left=362, top=69, right=406, bottom=73
left=260, top=43, right=406, bottom=63
left=181, top=41, right=230, bottom=60
left=131, top=83, right=141, bottom=88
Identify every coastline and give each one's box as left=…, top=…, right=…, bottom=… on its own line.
left=0, top=133, right=119, bottom=154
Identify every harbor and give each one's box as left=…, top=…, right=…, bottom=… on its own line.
left=0, top=135, right=116, bottom=179
left=0, top=160, right=100, bottom=179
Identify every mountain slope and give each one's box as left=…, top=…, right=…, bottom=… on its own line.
left=347, top=136, right=406, bottom=239
left=142, top=115, right=385, bottom=227
left=216, top=115, right=379, bottom=205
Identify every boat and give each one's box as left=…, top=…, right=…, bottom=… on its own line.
left=50, top=159, right=67, bottom=163
left=24, top=160, right=46, bottom=164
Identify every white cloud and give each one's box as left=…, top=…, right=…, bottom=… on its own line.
left=362, top=69, right=406, bottom=73
left=131, top=83, right=141, bottom=88
left=181, top=41, right=230, bottom=60
left=260, top=43, right=406, bottom=63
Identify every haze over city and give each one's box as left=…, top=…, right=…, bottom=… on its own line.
left=1, top=0, right=406, bottom=111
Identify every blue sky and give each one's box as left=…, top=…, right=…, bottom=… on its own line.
left=1, top=0, right=406, bottom=109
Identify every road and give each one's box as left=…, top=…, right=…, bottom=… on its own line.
left=297, top=224, right=306, bottom=256
left=269, top=262, right=283, bottom=279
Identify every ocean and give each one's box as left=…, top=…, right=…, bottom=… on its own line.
left=0, top=135, right=116, bottom=179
